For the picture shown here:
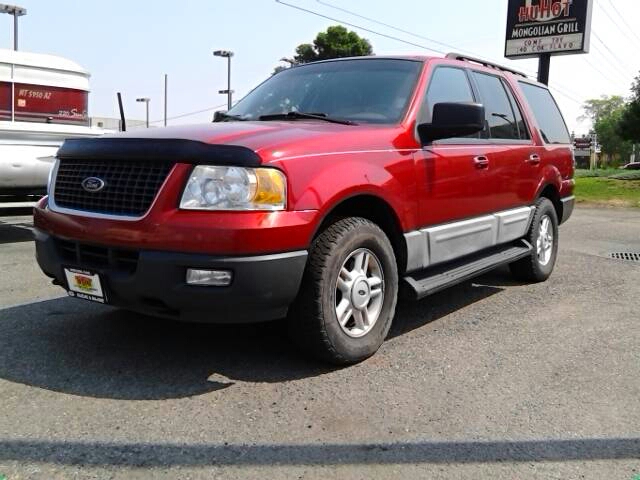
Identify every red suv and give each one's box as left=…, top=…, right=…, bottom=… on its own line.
left=34, top=54, right=575, bottom=364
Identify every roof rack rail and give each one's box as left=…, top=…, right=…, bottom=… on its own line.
left=445, top=53, right=528, bottom=78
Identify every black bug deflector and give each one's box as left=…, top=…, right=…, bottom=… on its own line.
left=57, top=138, right=262, bottom=166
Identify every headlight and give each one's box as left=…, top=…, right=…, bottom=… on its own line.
left=180, top=166, right=286, bottom=211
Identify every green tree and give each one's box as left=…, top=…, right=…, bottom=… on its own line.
left=579, top=95, right=626, bottom=124
left=580, top=95, right=632, bottom=167
left=594, top=106, right=631, bottom=164
left=274, top=25, right=373, bottom=73
left=620, top=73, right=640, bottom=143
left=294, top=25, right=373, bottom=62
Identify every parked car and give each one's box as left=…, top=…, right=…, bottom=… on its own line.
left=621, top=162, right=640, bottom=170
left=34, top=53, right=574, bottom=364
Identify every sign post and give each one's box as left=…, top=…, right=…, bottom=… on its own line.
left=504, top=0, right=594, bottom=85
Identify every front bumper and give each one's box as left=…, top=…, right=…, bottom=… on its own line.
left=35, top=229, right=308, bottom=323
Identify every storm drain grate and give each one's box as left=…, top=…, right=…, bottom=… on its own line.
left=609, top=252, right=640, bottom=262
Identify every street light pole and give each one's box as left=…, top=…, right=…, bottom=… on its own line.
left=227, top=55, right=231, bottom=110
left=213, top=50, right=234, bottom=111
left=136, top=97, right=150, bottom=128
left=164, top=74, right=168, bottom=127
left=0, top=4, right=27, bottom=51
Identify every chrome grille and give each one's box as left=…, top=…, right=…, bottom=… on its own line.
left=53, top=159, right=173, bottom=217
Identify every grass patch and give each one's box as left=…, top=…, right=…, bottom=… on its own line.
left=574, top=168, right=621, bottom=178
left=575, top=176, right=640, bottom=208
left=609, top=171, right=640, bottom=181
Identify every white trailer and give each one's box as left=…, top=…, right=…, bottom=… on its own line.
left=0, top=48, right=107, bottom=198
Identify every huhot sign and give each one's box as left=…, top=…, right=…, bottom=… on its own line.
left=505, top=0, right=593, bottom=59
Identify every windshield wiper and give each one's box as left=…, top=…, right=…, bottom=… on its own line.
left=258, top=111, right=357, bottom=125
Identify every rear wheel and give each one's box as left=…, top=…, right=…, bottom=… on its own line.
left=509, top=197, right=559, bottom=282
left=287, top=217, right=398, bottom=364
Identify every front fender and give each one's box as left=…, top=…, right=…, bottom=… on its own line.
left=273, top=153, right=418, bottom=231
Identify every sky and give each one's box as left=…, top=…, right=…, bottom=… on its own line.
left=2, top=0, right=639, bottom=134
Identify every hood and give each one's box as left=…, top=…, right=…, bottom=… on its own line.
left=107, top=121, right=411, bottom=163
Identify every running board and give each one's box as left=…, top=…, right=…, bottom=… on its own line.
left=403, top=240, right=533, bottom=300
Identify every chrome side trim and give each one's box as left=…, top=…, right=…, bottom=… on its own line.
left=48, top=159, right=176, bottom=222
left=404, top=206, right=536, bottom=272
left=426, top=215, right=497, bottom=266
left=404, top=230, right=428, bottom=273
left=496, top=206, right=535, bottom=244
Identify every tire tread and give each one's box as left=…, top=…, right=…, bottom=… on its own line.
left=288, top=217, right=395, bottom=364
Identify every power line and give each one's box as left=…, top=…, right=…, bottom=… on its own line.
left=315, top=0, right=478, bottom=57
left=589, top=40, right=635, bottom=85
left=591, top=31, right=636, bottom=77
left=581, top=55, right=627, bottom=88
left=307, top=0, right=586, bottom=105
left=274, top=0, right=447, bottom=55
left=582, top=57, right=616, bottom=85
left=603, top=0, right=640, bottom=48
left=149, top=103, right=227, bottom=125
left=547, top=86, right=584, bottom=105
left=277, top=0, right=587, bottom=106
left=316, top=0, right=541, bottom=77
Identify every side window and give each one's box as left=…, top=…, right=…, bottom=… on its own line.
left=471, top=71, right=520, bottom=140
left=421, top=67, right=474, bottom=124
left=519, top=82, right=571, bottom=144
left=502, top=79, right=530, bottom=140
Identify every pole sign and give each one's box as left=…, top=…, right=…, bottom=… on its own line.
left=573, top=136, right=592, bottom=149
left=505, top=0, right=593, bottom=59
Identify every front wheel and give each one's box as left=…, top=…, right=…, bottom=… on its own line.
left=509, top=197, right=559, bottom=282
left=287, top=217, right=398, bottom=365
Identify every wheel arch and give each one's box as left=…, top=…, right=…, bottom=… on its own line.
left=311, top=193, right=408, bottom=274
left=536, top=183, right=563, bottom=221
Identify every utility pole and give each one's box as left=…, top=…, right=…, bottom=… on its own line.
left=213, top=50, right=234, bottom=110
left=537, top=53, right=551, bottom=85
left=164, top=74, right=168, bottom=127
left=590, top=132, right=598, bottom=170
left=136, top=97, right=151, bottom=128
left=0, top=4, right=27, bottom=50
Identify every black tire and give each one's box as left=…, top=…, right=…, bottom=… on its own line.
left=509, top=197, right=559, bottom=282
left=287, top=217, right=398, bottom=365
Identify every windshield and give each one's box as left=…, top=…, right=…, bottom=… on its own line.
left=227, top=58, right=423, bottom=124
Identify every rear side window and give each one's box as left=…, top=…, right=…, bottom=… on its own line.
left=471, top=71, right=524, bottom=140
left=423, top=67, right=474, bottom=123
left=502, top=80, right=530, bottom=140
left=519, top=82, right=570, bottom=144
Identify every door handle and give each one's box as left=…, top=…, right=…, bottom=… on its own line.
left=527, top=154, right=541, bottom=165
left=473, top=156, right=489, bottom=169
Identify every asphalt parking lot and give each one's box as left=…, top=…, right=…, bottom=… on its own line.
left=0, top=206, right=639, bottom=479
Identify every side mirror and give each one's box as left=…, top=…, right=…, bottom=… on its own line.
left=417, top=102, right=485, bottom=144
left=213, top=110, right=227, bottom=122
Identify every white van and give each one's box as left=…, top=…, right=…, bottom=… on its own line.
left=0, top=48, right=107, bottom=198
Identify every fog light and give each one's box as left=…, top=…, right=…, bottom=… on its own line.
left=186, top=269, right=232, bottom=286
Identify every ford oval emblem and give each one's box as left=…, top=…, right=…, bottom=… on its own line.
left=81, top=177, right=106, bottom=193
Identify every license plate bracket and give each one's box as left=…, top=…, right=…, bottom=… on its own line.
left=63, top=267, right=107, bottom=304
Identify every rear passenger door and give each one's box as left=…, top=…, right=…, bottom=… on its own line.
left=468, top=70, right=535, bottom=210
